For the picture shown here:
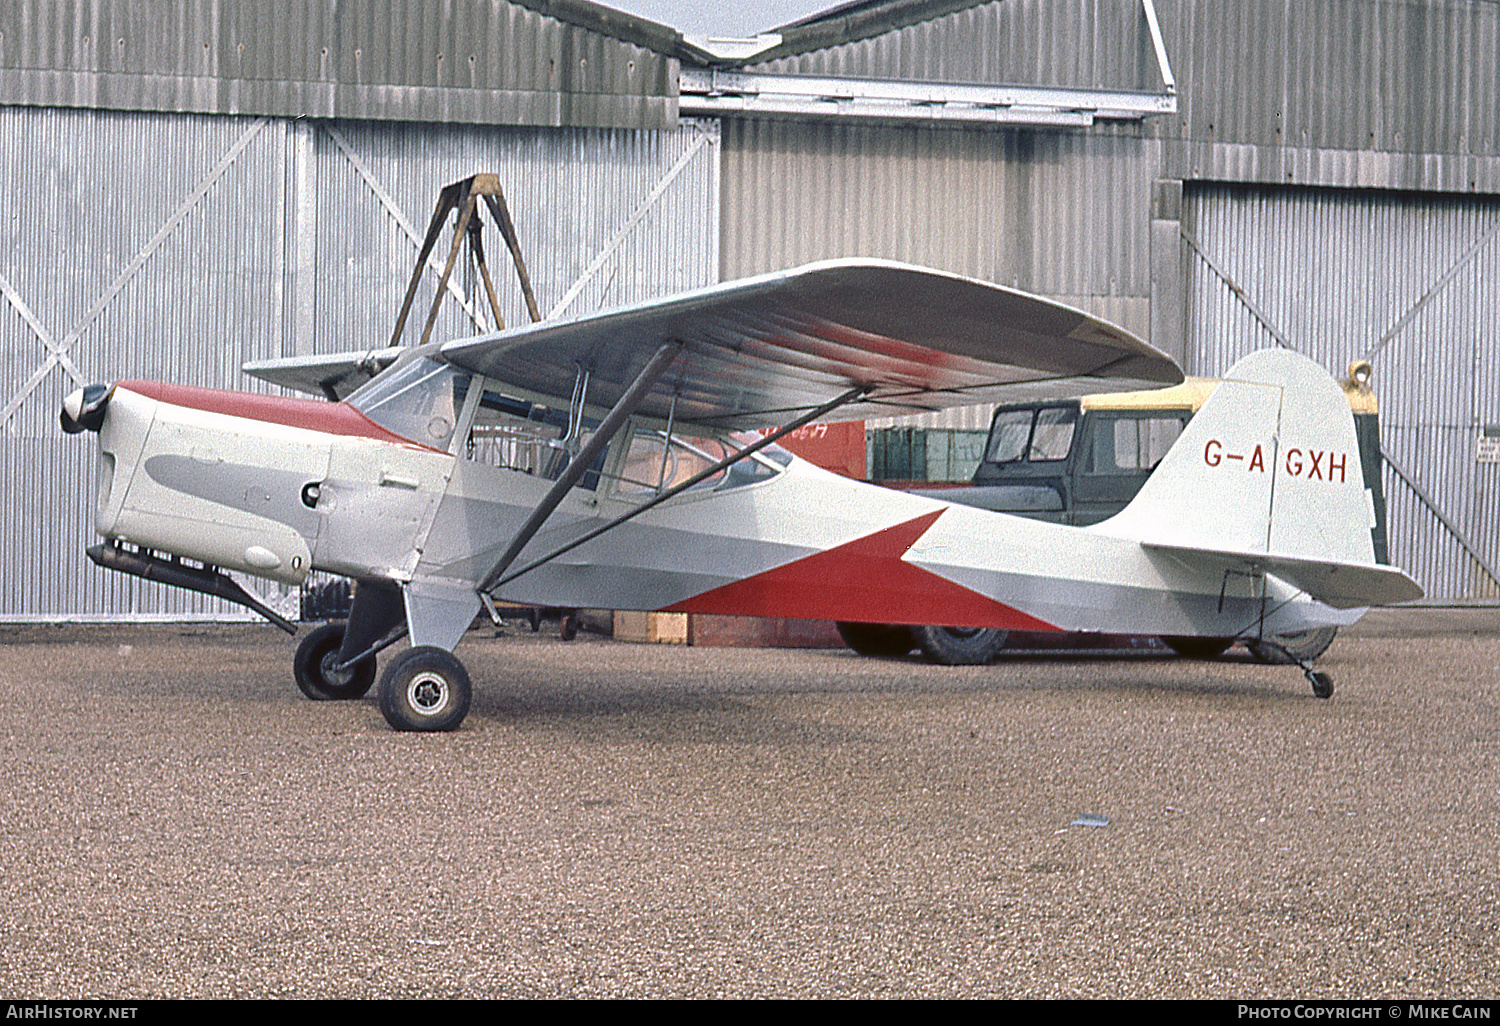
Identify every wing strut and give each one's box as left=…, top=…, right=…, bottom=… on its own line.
left=476, top=342, right=683, bottom=593
left=487, top=383, right=872, bottom=592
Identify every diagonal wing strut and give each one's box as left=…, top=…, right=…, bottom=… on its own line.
left=475, top=342, right=682, bottom=594
left=485, top=383, right=871, bottom=594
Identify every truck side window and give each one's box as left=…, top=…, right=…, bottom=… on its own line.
left=1028, top=407, right=1077, bottom=462
left=1085, top=416, right=1186, bottom=474
left=985, top=409, right=1033, bottom=464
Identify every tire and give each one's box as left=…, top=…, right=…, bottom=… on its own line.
left=1247, top=627, right=1338, bottom=665
left=835, top=622, right=916, bottom=657
left=293, top=622, right=376, bottom=700
left=1161, top=636, right=1235, bottom=660
left=1309, top=670, right=1335, bottom=699
left=378, top=646, right=472, bottom=732
left=912, top=625, right=1009, bottom=665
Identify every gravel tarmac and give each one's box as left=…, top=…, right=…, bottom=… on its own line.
left=1, top=608, right=1497, bottom=999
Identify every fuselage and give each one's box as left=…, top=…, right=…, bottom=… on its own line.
left=81, top=374, right=1352, bottom=644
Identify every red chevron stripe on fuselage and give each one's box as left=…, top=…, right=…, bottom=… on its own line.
left=665, top=510, right=1059, bottom=630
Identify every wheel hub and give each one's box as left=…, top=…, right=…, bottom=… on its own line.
left=319, top=651, right=354, bottom=686
left=407, top=671, right=450, bottom=715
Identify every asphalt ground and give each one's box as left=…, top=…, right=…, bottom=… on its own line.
left=1, top=608, right=1497, bottom=999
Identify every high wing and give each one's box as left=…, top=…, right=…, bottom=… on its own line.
left=438, top=260, right=1182, bottom=428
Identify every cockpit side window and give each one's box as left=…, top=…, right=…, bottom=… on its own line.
left=461, top=386, right=605, bottom=490
left=347, top=357, right=471, bottom=448
left=613, top=428, right=783, bottom=500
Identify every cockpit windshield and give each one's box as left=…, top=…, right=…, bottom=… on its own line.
left=347, top=356, right=472, bottom=448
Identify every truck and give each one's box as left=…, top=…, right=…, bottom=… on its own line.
left=839, top=361, right=1388, bottom=665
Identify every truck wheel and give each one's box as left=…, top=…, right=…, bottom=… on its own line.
left=835, top=622, right=915, bottom=657
left=1161, top=636, right=1235, bottom=659
left=1247, top=627, right=1337, bottom=665
left=912, top=626, right=1009, bottom=665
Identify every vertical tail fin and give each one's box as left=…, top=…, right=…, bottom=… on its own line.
left=1099, top=348, right=1379, bottom=568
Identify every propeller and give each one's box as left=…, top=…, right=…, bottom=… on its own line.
left=60, top=383, right=112, bottom=434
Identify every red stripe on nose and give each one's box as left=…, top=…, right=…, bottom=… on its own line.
left=118, top=380, right=435, bottom=449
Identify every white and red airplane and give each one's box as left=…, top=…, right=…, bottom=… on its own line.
left=60, top=259, right=1422, bottom=730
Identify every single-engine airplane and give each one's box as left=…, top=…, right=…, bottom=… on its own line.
left=60, top=259, right=1423, bottom=730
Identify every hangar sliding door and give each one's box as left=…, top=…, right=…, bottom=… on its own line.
left=0, top=108, right=719, bottom=621
left=1184, top=183, right=1500, bottom=603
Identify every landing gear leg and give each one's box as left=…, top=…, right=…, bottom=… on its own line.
left=1258, top=639, right=1335, bottom=699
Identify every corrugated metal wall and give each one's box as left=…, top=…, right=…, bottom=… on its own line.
left=1184, top=182, right=1500, bottom=602
left=0, top=105, right=719, bottom=620
left=1155, top=0, right=1500, bottom=192
left=720, top=116, right=1158, bottom=446
left=0, top=0, right=680, bottom=130
left=751, top=0, right=1161, bottom=92
left=720, top=118, right=1156, bottom=334
left=745, top=0, right=1500, bottom=194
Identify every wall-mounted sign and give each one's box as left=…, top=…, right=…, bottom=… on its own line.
left=1478, top=427, right=1500, bottom=464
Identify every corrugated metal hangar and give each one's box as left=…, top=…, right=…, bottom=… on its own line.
left=2, top=0, right=1497, bottom=620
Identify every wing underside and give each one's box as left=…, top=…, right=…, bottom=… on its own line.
left=439, top=260, right=1183, bottom=429
left=242, top=347, right=404, bottom=400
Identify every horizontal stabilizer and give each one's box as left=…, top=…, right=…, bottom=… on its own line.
left=242, top=348, right=404, bottom=400
left=1143, top=542, right=1423, bottom=609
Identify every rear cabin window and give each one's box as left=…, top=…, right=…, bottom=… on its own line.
left=615, top=429, right=782, bottom=499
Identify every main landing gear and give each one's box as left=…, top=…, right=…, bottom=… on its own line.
left=294, top=622, right=377, bottom=700
left=293, top=622, right=474, bottom=731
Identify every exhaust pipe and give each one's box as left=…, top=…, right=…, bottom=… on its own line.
left=87, top=543, right=297, bottom=634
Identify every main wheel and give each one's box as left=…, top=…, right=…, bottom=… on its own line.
left=378, top=646, right=472, bottom=732
left=1161, top=636, right=1235, bottom=659
left=912, top=625, right=1009, bottom=665
left=1247, top=627, right=1338, bottom=665
left=835, top=622, right=916, bottom=657
left=293, top=622, right=376, bottom=700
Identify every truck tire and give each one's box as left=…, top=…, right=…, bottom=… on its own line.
left=1247, top=627, right=1338, bottom=665
left=1161, top=636, right=1235, bottom=659
left=835, top=622, right=916, bottom=657
left=912, top=626, right=1009, bottom=665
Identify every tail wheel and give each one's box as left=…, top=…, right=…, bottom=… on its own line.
left=293, top=622, right=376, bottom=700
left=912, top=625, right=1009, bottom=665
left=1248, top=627, right=1338, bottom=665
left=378, top=647, right=472, bottom=732
left=1161, top=636, right=1235, bottom=660
left=835, top=622, right=916, bottom=657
